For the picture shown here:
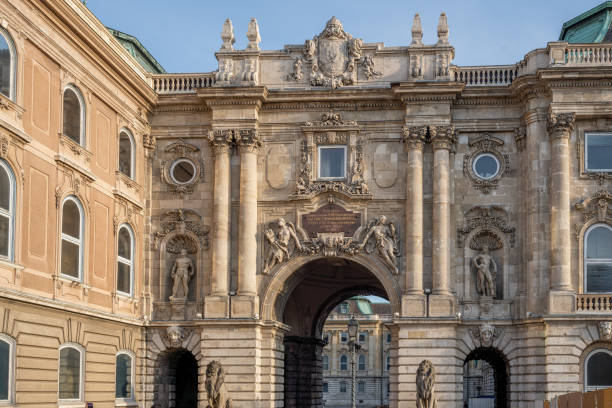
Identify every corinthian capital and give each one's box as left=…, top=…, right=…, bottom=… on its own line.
left=237, top=129, right=262, bottom=153
left=429, top=125, right=456, bottom=150
left=208, top=129, right=234, bottom=155
left=547, top=112, right=575, bottom=140
left=402, top=126, right=427, bottom=151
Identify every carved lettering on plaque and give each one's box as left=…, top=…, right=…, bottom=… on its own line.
left=301, top=204, right=361, bottom=238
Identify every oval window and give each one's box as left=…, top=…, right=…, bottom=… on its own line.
left=472, top=153, right=500, bottom=180
left=170, top=159, right=196, bottom=185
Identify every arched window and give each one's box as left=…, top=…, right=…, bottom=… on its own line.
left=116, top=351, right=134, bottom=399
left=584, top=224, right=612, bottom=292
left=322, top=354, right=329, bottom=371
left=62, top=85, right=85, bottom=146
left=0, top=334, right=15, bottom=404
left=117, top=225, right=134, bottom=295
left=58, top=343, right=84, bottom=401
left=340, top=355, right=348, bottom=371
left=60, top=196, right=84, bottom=280
left=0, top=28, right=16, bottom=101
left=118, top=129, right=135, bottom=179
left=0, top=161, right=15, bottom=261
left=358, top=354, right=366, bottom=371
left=584, top=349, right=612, bottom=391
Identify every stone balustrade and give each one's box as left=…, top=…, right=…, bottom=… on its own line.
left=151, top=73, right=216, bottom=94
left=452, top=65, right=519, bottom=87
left=576, top=294, right=612, bottom=312
left=565, top=44, right=612, bottom=65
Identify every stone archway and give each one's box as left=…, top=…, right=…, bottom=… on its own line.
left=154, top=348, right=199, bottom=408
left=463, top=347, right=509, bottom=408
left=264, top=257, right=397, bottom=408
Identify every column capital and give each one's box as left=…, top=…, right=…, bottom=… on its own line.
left=547, top=112, right=575, bottom=141
left=429, top=125, right=456, bottom=150
left=402, top=126, right=427, bottom=151
left=237, top=129, right=262, bottom=153
left=208, top=129, right=234, bottom=155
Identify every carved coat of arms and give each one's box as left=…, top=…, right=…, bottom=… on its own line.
left=303, top=17, right=363, bottom=89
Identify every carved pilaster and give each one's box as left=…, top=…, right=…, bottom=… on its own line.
left=547, top=112, right=575, bottom=140
left=429, top=125, right=456, bottom=150
left=402, top=126, right=427, bottom=151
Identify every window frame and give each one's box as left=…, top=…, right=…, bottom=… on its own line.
left=169, top=158, right=197, bottom=185
left=339, top=381, right=347, bottom=393
left=358, top=331, right=367, bottom=344
left=385, top=355, right=390, bottom=371
left=115, top=350, right=135, bottom=401
left=0, top=334, right=16, bottom=405
left=472, top=152, right=500, bottom=180
left=0, top=28, right=17, bottom=102
left=322, top=354, right=329, bottom=371
left=357, top=380, right=365, bottom=393
left=116, top=224, right=135, bottom=297
left=317, top=145, right=347, bottom=180
left=322, top=382, right=328, bottom=393
left=584, top=348, right=612, bottom=392
left=62, top=84, right=86, bottom=147
left=583, top=223, right=612, bottom=293
left=58, top=343, right=85, bottom=405
left=358, top=354, right=366, bottom=371
left=339, top=354, right=348, bottom=371
left=118, top=128, right=135, bottom=180
left=340, top=332, right=348, bottom=343
left=585, top=132, right=612, bottom=172
left=0, top=160, right=15, bottom=262
left=60, top=196, right=85, bottom=282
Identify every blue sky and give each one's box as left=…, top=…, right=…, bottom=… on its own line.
left=85, top=0, right=602, bottom=73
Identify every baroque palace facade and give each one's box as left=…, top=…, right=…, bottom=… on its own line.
left=1, top=0, right=612, bottom=407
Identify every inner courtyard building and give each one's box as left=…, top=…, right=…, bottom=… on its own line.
left=0, top=0, right=612, bottom=406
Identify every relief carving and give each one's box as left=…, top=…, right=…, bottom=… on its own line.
left=416, top=360, right=438, bottom=408
left=287, top=57, right=304, bottom=81
left=599, top=321, right=612, bottom=340
left=458, top=206, right=515, bottom=248
left=263, top=218, right=304, bottom=274
left=153, top=208, right=210, bottom=251
left=360, top=215, right=399, bottom=274
left=169, top=249, right=194, bottom=301
left=165, top=326, right=191, bottom=348
left=463, top=133, right=509, bottom=194
left=470, top=323, right=501, bottom=348
left=575, top=189, right=612, bottom=237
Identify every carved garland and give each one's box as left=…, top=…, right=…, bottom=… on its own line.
left=463, top=133, right=510, bottom=194
left=458, top=206, right=515, bottom=249
left=160, top=139, right=204, bottom=197
left=153, top=208, right=210, bottom=253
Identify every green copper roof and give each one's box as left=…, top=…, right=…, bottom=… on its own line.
left=107, top=28, right=166, bottom=74
left=355, top=298, right=373, bottom=315
left=559, top=2, right=612, bottom=43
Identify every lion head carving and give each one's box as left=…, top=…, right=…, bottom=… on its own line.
left=205, top=360, right=232, bottom=408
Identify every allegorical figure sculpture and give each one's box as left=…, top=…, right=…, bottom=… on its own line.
left=263, top=218, right=303, bottom=273
left=360, top=215, right=398, bottom=273
left=205, top=360, right=232, bottom=408
left=416, top=360, right=438, bottom=408
left=472, top=245, right=497, bottom=297
left=169, top=249, right=194, bottom=300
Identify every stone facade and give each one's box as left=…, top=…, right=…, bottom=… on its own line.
left=1, top=0, right=612, bottom=407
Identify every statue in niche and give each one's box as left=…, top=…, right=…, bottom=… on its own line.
left=472, top=245, right=497, bottom=297
left=360, top=215, right=399, bottom=274
left=416, top=360, right=438, bottom=408
left=205, top=360, right=232, bottom=408
left=263, top=218, right=303, bottom=273
left=169, top=249, right=194, bottom=300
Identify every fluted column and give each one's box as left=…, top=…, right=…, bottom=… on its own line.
left=430, top=125, right=455, bottom=296
left=548, top=113, right=575, bottom=291
left=237, top=129, right=261, bottom=296
left=208, top=130, right=233, bottom=296
left=402, top=126, right=427, bottom=294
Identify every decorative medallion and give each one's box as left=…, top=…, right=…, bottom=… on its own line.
left=463, top=133, right=510, bottom=194
left=160, top=139, right=204, bottom=197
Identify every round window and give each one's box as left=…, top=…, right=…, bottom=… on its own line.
left=472, top=153, right=500, bottom=180
left=170, top=159, right=196, bottom=185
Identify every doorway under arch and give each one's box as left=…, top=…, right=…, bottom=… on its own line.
left=274, top=257, right=396, bottom=408
left=463, top=347, right=508, bottom=408
left=154, top=348, right=198, bottom=408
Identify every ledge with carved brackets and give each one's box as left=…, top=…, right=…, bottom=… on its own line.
left=0, top=92, right=25, bottom=133
left=55, top=135, right=96, bottom=183
left=113, top=171, right=143, bottom=210
left=112, top=291, right=140, bottom=315
left=53, top=274, right=91, bottom=303
left=463, top=133, right=510, bottom=194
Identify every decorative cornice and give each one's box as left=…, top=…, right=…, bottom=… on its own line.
left=261, top=101, right=403, bottom=111
left=429, top=125, right=456, bottom=150
left=401, top=126, right=427, bottom=151
left=303, top=110, right=358, bottom=129
left=547, top=112, right=575, bottom=141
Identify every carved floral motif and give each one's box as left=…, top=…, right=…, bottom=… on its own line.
left=458, top=206, right=515, bottom=248
left=575, top=189, right=612, bottom=237
left=154, top=208, right=210, bottom=251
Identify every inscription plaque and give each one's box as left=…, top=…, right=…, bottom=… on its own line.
left=301, top=204, right=361, bottom=238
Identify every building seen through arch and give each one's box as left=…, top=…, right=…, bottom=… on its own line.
left=1, top=0, right=612, bottom=407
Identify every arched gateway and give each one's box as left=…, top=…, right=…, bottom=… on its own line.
left=262, top=256, right=401, bottom=407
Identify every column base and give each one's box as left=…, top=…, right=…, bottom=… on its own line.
left=548, top=290, right=575, bottom=314
left=428, top=294, right=455, bottom=317
left=204, top=295, right=229, bottom=318
left=231, top=294, right=260, bottom=318
left=401, top=294, right=427, bottom=317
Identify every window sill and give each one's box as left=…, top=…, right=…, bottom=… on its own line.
left=115, top=398, right=138, bottom=407
left=58, top=402, right=84, bottom=408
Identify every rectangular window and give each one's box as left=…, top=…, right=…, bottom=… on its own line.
left=340, top=381, right=347, bottom=393
left=318, top=146, right=346, bottom=179
left=358, top=332, right=366, bottom=343
left=586, top=263, right=612, bottom=292
left=323, top=382, right=328, bottom=393
left=0, top=340, right=9, bottom=400
left=340, top=302, right=349, bottom=314
left=358, top=381, right=365, bottom=393
left=340, top=332, right=348, bottom=343
left=586, top=133, right=612, bottom=171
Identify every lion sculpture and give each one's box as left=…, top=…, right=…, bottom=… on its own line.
left=416, top=360, right=437, bottom=408
left=205, top=360, right=232, bottom=408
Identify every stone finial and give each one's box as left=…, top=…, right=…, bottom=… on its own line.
left=411, top=14, right=423, bottom=46
left=246, top=18, right=261, bottom=51
left=437, top=12, right=449, bottom=45
left=220, top=18, right=235, bottom=51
